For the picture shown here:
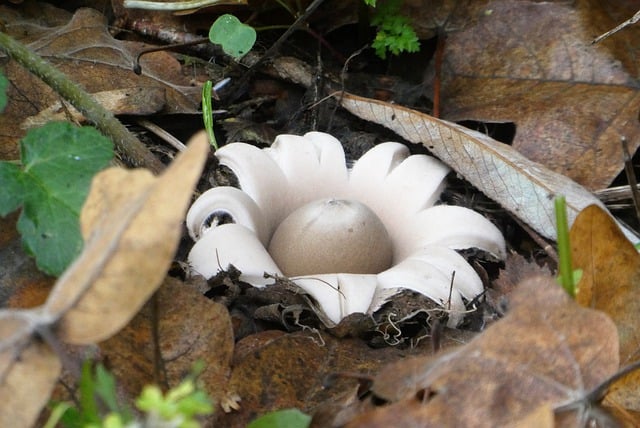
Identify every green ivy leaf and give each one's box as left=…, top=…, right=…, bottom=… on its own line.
left=0, top=122, right=113, bottom=275
left=0, top=162, right=24, bottom=216
left=0, top=70, right=7, bottom=112
left=209, top=14, right=256, bottom=60
left=248, top=408, right=311, bottom=428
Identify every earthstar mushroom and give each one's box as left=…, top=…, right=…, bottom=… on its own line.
left=186, top=132, right=506, bottom=326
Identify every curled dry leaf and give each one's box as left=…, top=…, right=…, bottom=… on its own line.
left=0, top=133, right=208, bottom=427
left=336, top=276, right=619, bottom=427
left=337, top=92, right=635, bottom=243
left=570, top=204, right=640, bottom=411
left=47, top=132, right=209, bottom=344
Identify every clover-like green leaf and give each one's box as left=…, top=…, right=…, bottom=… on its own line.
left=0, top=122, right=113, bottom=275
left=209, top=14, right=256, bottom=60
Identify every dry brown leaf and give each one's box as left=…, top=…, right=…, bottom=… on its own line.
left=338, top=92, right=615, bottom=242
left=339, top=276, right=618, bottom=427
left=512, top=404, right=555, bottom=428
left=217, top=330, right=440, bottom=428
left=425, top=0, right=640, bottom=190
left=101, top=276, right=234, bottom=421
left=21, top=87, right=166, bottom=129
left=0, top=133, right=208, bottom=425
left=570, top=204, right=640, bottom=411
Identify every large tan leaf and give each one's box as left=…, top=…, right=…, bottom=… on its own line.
left=421, top=0, right=640, bottom=190
left=338, top=92, right=618, bottom=242
left=570, top=204, right=640, bottom=411
left=339, top=276, right=619, bottom=427
left=45, top=132, right=209, bottom=344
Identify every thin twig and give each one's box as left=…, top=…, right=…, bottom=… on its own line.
left=228, top=0, right=327, bottom=101
left=0, top=30, right=164, bottom=173
left=592, top=9, right=640, bottom=44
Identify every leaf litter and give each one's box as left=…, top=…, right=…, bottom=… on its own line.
left=0, top=1, right=640, bottom=426
left=330, top=276, right=620, bottom=427
left=0, top=133, right=208, bottom=426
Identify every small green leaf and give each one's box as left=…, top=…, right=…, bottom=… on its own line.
left=94, top=364, right=121, bottom=414
left=136, top=385, right=165, bottom=413
left=369, top=0, right=420, bottom=59
left=248, top=408, right=311, bottom=428
left=0, top=122, right=113, bottom=275
left=0, top=70, right=7, bottom=112
left=209, top=14, right=256, bottom=60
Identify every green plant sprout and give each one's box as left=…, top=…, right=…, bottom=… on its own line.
left=555, top=195, right=582, bottom=297
left=206, top=1, right=419, bottom=63
left=201, top=80, right=218, bottom=150
left=49, top=360, right=213, bottom=428
left=136, top=379, right=213, bottom=428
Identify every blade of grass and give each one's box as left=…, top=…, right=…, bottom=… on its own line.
left=201, top=80, right=218, bottom=150
left=555, top=195, right=576, bottom=297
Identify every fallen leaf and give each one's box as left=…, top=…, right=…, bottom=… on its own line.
left=338, top=276, right=619, bottom=427
left=422, top=0, right=640, bottom=190
left=512, top=404, right=555, bottom=428
left=47, top=132, right=209, bottom=344
left=338, top=92, right=618, bottom=242
left=101, top=276, right=234, bottom=422
left=0, top=132, right=208, bottom=425
left=21, top=87, right=166, bottom=129
left=570, top=204, right=640, bottom=411
left=217, top=330, right=442, bottom=428
left=0, top=312, right=61, bottom=428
